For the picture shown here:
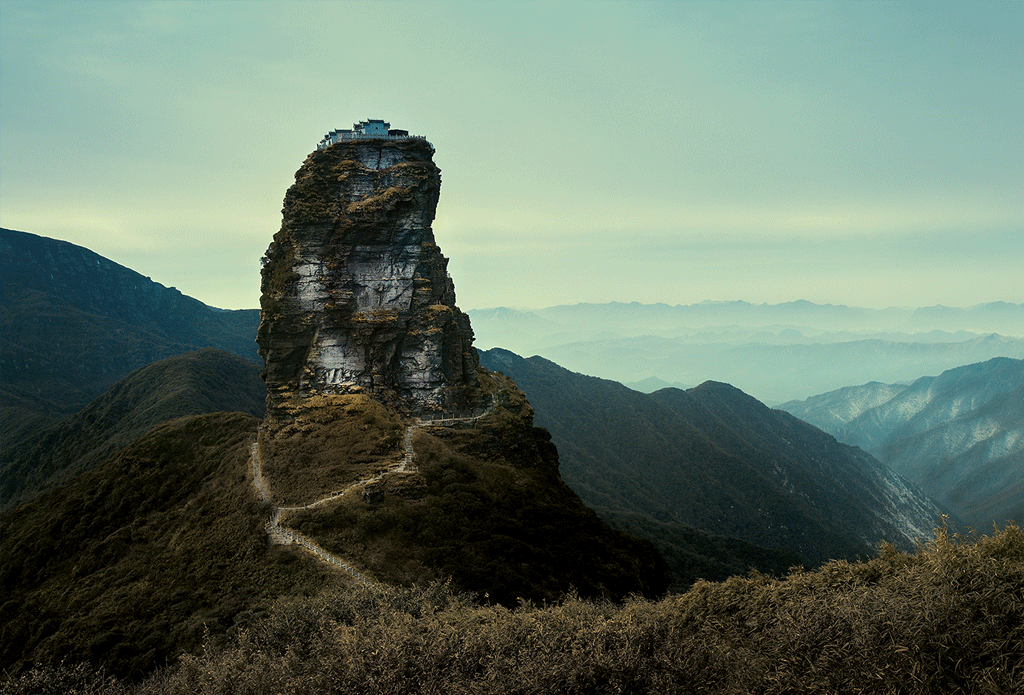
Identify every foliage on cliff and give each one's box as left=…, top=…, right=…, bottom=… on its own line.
left=7, top=524, right=1022, bottom=694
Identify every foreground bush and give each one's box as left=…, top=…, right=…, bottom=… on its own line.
left=5, top=524, right=1022, bottom=694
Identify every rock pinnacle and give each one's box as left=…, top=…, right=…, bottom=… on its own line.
left=257, top=136, right=480, bottom=417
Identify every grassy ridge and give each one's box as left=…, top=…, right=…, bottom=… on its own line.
left=0, top=413, right=344, bottom=681
left=1, top=349, right=266, bottom=508
left=258, top=378, right=669, bottom=606
left=287, top=421, right=667, bottom=603
left=6, top=524, right=1021, bottom=694
left=256, top=394, right=404, bottom=504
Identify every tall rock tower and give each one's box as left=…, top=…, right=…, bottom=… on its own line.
left=257, top=133, right=480, bottom=417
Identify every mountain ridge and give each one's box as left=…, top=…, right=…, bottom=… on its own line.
left=2, top=222, right=1011, bottom=681
left=779, top=357, right=1024, bottom=529
left=0, top=348, right=266, bottom=509
left=479, top=348, right=945, bottom=575
left=0, top=228, right=260, bottom=360
left=0, top=228, right=261, bottom=461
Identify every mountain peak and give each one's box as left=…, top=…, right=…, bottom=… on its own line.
left=257, top=138, right=481, bottom=418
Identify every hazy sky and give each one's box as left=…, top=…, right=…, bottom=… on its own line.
left=1, top=1, right=1021, bottom=310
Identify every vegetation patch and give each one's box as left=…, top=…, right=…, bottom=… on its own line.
left=0, top=413, right=343, bottom=682
left=351, top=308, right=400, bottom=323
left=7, top=524, right=1021, bottom=694
left=345, top=186, right=412, bottom=216
left=257, top=394, right=404, bottom=504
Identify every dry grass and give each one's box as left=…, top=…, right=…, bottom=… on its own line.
left=7, top=523, right=1020, bottom=695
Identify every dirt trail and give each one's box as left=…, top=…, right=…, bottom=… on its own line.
left=250, top=399, right=496, bottom=583
left=251, top=442, right=385, bottom=586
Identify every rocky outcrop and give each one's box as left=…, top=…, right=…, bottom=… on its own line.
left=257, top=138, right=480, bottom=417
left=251, top=135, right=669, bottom=606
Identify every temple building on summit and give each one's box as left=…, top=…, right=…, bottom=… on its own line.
left=316, top=119, right=417, bottom=149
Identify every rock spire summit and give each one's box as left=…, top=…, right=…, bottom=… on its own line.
left=257, top=137, right=480, bottom=417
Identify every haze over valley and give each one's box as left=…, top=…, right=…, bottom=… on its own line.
left=470, top=302, right=1024, bottom=404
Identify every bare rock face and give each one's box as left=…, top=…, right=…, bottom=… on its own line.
left=257, top=138, right=480, bottom=417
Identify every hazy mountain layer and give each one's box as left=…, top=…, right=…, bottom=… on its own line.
left=779, top=358, right=1024, bottom=529
left=470, top=302, right=1024, bottom=403
left=471, top=300, right=1024, bottom=349
left=835, top=358, right=1024, bottom=450
left=779, top=381, right=910, bottom=433
left=544, top=333, right=1023, bottom=404
left=881, top=384, right=1024, bottom=529
left=480, top=348, right=944, bottom=572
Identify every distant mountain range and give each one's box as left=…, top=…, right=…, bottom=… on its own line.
left=470, top=302, right=1024, bottom=403
left=471, top=300, right=1024, bottom=343
left=479, top=348, right=946, bottom=583
left=4, top=227, right=1014, bottom=679
left=1, top=229, right=666, bottom=677
left=779, top=357, right=1024, bottom=530
left=4, top=229, right=953, bottom=591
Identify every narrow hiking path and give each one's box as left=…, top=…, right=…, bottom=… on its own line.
left=251, top=442, right=379, bottom=586
left=250, top=399, right=497, bottom=584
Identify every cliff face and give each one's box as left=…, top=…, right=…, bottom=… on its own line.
left=257, top=139, right=479, bottom=416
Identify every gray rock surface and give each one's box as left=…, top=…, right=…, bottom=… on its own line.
left=257, top=138, right=480, bottom=417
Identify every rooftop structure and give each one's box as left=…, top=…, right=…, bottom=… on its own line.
left=316, top=119, right=424, bottom=150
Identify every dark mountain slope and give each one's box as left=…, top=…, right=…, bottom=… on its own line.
left=648, top=383, right=940, bottom=553
left=480, top=348, right=944, bottom=571
left=255, top=370, right=668, bottom=604
left=0, top=412, right=341, bottom=681
left=0, top=228, right=261, bottom=446
left=2, top=372, right=668, bottom=680
left=1, top=348, right=265, bottom=508
left=593, top=508, right=802, bottom=591
left=0, top=287, right=194, bottom=432
left=0, top=228, right=260, bottom=363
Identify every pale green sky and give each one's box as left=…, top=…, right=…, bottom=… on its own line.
left=1, top=0, right=1021, bottom=310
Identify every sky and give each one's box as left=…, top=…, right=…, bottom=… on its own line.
left=1, top=0, right=1022, bottom=311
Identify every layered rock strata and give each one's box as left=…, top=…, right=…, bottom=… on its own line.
left=258, top=138, right=480, bottom=417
